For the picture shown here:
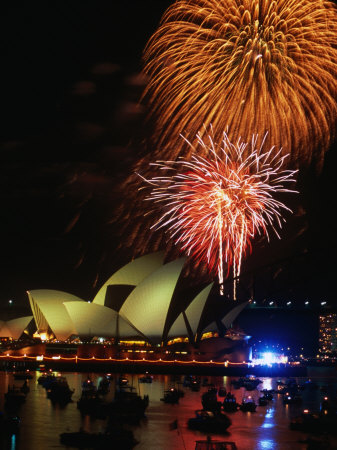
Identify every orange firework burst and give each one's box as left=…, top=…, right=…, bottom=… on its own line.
left=140, top=131, right=298, bottom=296
left=143, top=0, right=337, bottom=169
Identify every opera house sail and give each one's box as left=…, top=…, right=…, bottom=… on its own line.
left=3, top=252, right=250, bottom=363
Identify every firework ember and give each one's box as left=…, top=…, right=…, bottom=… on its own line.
left=143, top=0, right=337, bottom=169
left=139, top=131, right=298, bottom=296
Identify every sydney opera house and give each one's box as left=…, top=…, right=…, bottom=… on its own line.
left=1, top=252, right=251, bottom=362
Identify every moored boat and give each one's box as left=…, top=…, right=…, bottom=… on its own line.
left=222, top=393, right=239, bottom=412
left=188, top=409, right=232, bottom=433
left=46, top=376, right=74, bottom=404
left=240, top=396, right=257, bottom=412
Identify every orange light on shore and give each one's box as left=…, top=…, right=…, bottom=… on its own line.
left=0, top=353, right=252, bottom=366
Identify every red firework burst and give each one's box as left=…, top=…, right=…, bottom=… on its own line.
left=139, top=131, right=298, bottom=296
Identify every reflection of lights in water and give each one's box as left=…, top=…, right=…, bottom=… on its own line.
left=11, top=434, right=16, bottom=450
left=259, top=440, right=275, bottom=449
left=261, top=405, right=275, bottom=430
left=262, top=378, right=273, bottom=391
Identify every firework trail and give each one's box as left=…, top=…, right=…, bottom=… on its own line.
left=139, top=131, right=298, bottom=297
left=142, top=0, right=337, bottom=169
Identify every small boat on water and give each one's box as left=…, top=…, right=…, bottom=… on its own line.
left=118, top=376, right=129, bottom=386
left=222, top=393, right=239, bottom=412
left=231, top=376, right=261, bottom=391
left=161, top=388, right=180, bottom=404
left=97, top=376, right=110, bottom=394
left=77, top=391, right=106, bottom=418
left=38, top=372, right=57, bottom=388
left=260, top=389, right=274, bottom=401
left=290, top=408, right=337, bottom=434
left=82, top=376, right=97, bottom=394
left=218, top=387, right=227, bottom=397
left=107, top=386, right=149, bottom=424
left=188, top=409, right=232, bottom=434
left=13, top=370, right=33, bottom=380
left=139, top=374, right=153, bottom=383
left=201, top=390, right=222, bottom=413
left=46, top=376, right=74, bottom=404
left=20, top=380, right=30, bottom=394
left=282, top=392, right=302, bottom=405
left=240, top=396, right=257, bottom=412
left=258, top=396, right=268, bottom=406
left=191, top=377, right=201, bottom=391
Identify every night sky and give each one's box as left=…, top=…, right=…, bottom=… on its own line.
left=0, top=2, right=336, bottom=349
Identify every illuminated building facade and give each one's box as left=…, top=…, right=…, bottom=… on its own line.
left=2, top=253, right=251, bottom=362
left=318, top=313, right=337, bottom=357
left=0, top=316, right=33, bottom=340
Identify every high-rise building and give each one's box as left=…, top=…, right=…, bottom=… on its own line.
left=318, top=313, right=337, bottom=357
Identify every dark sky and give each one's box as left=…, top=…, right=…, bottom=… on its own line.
left=0, top=0, right=336, bottom=338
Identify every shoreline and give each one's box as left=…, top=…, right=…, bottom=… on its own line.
left=0, top=356, right=315, bottom=377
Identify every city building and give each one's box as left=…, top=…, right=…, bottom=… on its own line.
left=318, top=313, right=337, bottom=357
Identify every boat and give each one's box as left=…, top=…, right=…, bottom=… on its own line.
left=97, top=376, right=110, bottom=394
left=82, top=376, right=97, bottom=394
left=283, top=392, right=302, bottom=405
left=320, top=396, right=334, bottom=412
left=118, top=376, right=129, bottom=386
left=290, top=409, right=337, bottom=434
left=191, top=377, right=201, bottom=391
left=183, top=375, right=193, bottom=387
left=161, top=388, right=180, bottom=404
left=38, top=372, right=57, bottom=388
left=20, top=380, right=30, bottom=394
left=60, top=428, right=138, bottom=449
left=195, top=437, right=237, bottom=449
left=240, top=396, right=257, bottom=412
left=139, top=374, right=153, bottom=383
left=231, top=376, right=261, bottom=391
left=13, top=370, right=33, bottom=380
left=258, top=396, right=268, bottom=406
left=188, top=409, right=231, bottom=433
left=218, top=387, right=227, bottom=397
left=201, top=390, right=222, bottom=413
left=107, top=386, right=149, bottom=424
left=222, top=393, right=239, bottom=412
left=260, top=389, right=274, bottom=401
left=304, top=379, right=319, bottom=390
left=77, top=391, right=106, bottom=418
left=46, top=376, right=74, bottom=404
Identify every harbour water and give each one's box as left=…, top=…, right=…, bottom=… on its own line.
left=0, top=370, right=336, bottom=450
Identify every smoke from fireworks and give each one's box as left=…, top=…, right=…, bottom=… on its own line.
left=139, top=131, right=298, bottom=296
left=143, top=0, right=337, bottom=169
